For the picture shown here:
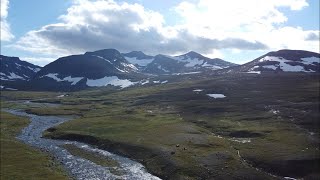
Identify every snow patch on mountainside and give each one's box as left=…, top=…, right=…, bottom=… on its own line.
left=28, top=66, right=41, bottom=72
left=172, top=71, right=201, bottom=75
left=262, top=65, right=277, bottom=70
left=86, top=76, right=136, bottom=88
left=175, top=56, right=204, bottom=67
left=7, top=72, right=25, bottom=80
left=64, top=76, right=84, bottom=85
left=260, top=56, right=319, bottom=65
left=246, top=71, right=261, bottom=74
left=140, top=80, right=149, bottom=85
left=174, top=55, right=226, bottom=70
left=202, top=63, right=224, bottom=69
left=124, top=57, right=154, bottom=66
left=207, top=94, right=226, bottom=98
left=91, top=55, right=112, bottom=64
left=300, top=57, right=320, bottom=64
left=0, top=85, right=18, bottom=90
left=256, top=56, right=318, bottom=72
left=44, top=73, right=63, bottom=81
left=156, top=65, right=169, bottom=72
left=42, top=73, right=84, bottom=85
left=120, top=62, right=138, bottom=71
left=15, top=63, right=22, bottom=68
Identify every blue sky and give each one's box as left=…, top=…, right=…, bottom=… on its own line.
left=1, top=0, right=319, bottom=66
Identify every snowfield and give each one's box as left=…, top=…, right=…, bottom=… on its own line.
left=174, top=56, right=224, bottom=69
left=86, top=76, right=136, bottom=88
left=172, top=71, right=201, bottom=75
left=207, top=94, right=226, bottom=98
left=91, top=55, right=112, bottom=64
left=256, top=56, right=319, bottom=72
left=124, top=56, right=154, bottom=67
left=175, top=56, right=204, bottom=67
left=140, top=80, right=150, bottom=85
left=246, top=71, right=261, bottom=74
left=7, top=72, right=25, bottom=80
left=157, top=64, right=170, bottom=72
left=42, top=73, right=84, bottom=85
left=27, top=66, right=41, bottom=72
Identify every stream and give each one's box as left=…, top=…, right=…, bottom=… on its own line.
left=5, top=109, right=161, bottom=180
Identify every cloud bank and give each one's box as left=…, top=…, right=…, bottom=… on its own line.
left=1, top=0, right=14, bottom=41
left=9, top=0, right=320, bottom=60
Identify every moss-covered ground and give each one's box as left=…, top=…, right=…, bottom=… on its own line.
left=1, top=73, right=319, bottom=179
left=0, top=111, right=68, bottom=180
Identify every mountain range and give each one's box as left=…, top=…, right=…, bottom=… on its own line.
left=0, top=55, right=41, bottom=90
left=223, top=49, right=320, bottom=74
left=1, top=49, right=319, bottom=91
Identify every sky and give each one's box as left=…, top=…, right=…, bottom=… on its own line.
left=1, top=0, right=319, bottom=66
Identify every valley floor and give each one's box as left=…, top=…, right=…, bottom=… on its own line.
left=0, top=111, right=68, bottom=179
left=1, top=73, right=319, bottom=179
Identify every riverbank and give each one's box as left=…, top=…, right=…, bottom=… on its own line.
left=3, top=109, right=161, bottom=180
left=0, top=111, right=68, bottom=179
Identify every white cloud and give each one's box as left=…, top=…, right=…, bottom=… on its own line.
left=174, top=0, right=318, bottom=53
left=203, top=49, right=224, bottom=59
left=11, top=0, right=267, bottom=59
left=1, top=0, right=14, bottom=41
left=8, top=0, right=318, bottom=65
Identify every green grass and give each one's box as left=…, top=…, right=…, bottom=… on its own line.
left=2, top=73, right=319, bottom=179
left=0, top=111, right=68, bottom=180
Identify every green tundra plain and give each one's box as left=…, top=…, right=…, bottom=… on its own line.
left=0, top=111, right=68, bottom=180
left=1, top=73, right=319, bottom=179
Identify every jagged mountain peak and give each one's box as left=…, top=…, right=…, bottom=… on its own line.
left=1, top=55, right=41, bottom=90
left=122, top=51, right=154, bottom=60
left=85, top=49, right=124, bottom=60
left=175, top=51, right=205, bottom=60
left=223, top=49, right=320, bottom=74
left=125, top=51, right=146, bottom=57
left=184, top=51, right=203, bottom=58
left=264, top=49, right=320, bottom=61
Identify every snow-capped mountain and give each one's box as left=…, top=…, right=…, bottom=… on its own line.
left=1, top=55, right=41, bottom=81
left=1, top=55, right=41, bottom=90
left=122, top=51, right=154, bottom=70
left=143, top=51, right=237, bottom=74
left=143, top=55, right=185, bottom=74
left=3, top=49, right=318, bottom=91
left=174, top=51, right=236, bottom=70
left=225, top=50, right=320, bottom=74
left=30, top=49, right=142, bottom=90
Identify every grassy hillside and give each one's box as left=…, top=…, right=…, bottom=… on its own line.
left=0, top=111, right=68, bottom=180
left=1, top=73, right=319, bottom=179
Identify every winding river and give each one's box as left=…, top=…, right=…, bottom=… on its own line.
left=5, top=109, right=161, bottom=180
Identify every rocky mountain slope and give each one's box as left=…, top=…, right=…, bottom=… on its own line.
left=122, top=51, right=154, bottom=70
left=1, top=49, right=319, bottom=91
left=143, top=51, right=237, bottom=74
left=0, top=55, right=41, bottom=90
left=225, top=50, right=320, bottom=74
left=29, top=49, right=142, bottom=91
